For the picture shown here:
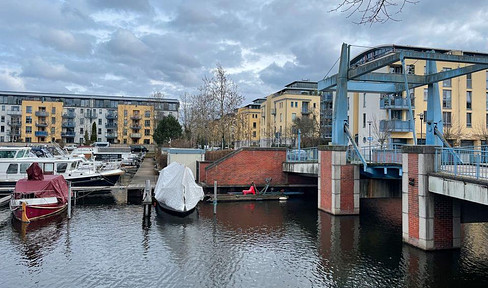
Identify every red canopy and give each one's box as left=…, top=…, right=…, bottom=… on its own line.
left=15, top=174, right=69, bottom=204
left=26, top=162, right=44, bottom=180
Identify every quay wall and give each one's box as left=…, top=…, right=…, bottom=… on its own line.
left=201, top=148, right=291, bottom=187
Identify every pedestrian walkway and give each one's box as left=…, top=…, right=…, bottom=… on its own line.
left=129, top=156, right=158, bottom=188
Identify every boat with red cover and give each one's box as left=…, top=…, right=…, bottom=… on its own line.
left=10, top=163, right=69, bottom=223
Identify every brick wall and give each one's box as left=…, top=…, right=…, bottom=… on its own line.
left=197, top=161, right=212, bottom=183
left=340, top=165, right=355, bottom=213
left=319, top=150, right=332, bottom=212
left=408, top=153, right=419, bottom=239
left=203, top=148, right=288, bottom=186
left=433, top=194, right=453, bottom=249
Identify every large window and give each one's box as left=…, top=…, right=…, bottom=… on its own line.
left=26, top=106, right=32, bottom=113
left=443, top=90, right=452, bottom=109
left=467, top=91, right=472, bottom=110
left=443, top=68, right=452, bottom=87
left=467, top=73, right=472, bottom=89
left=467, top=113, right=472, bottom=127
left=443, top=112, right=452, bottom=127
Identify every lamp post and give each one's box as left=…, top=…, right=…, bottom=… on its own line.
left=367, top=120, right=372, bottom=161
left=418, top=113, right=424, bottom=145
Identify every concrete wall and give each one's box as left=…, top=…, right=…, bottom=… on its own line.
left=167, top=148, right=205, bottom=177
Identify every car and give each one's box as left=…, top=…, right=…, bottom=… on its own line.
left=130, top=145, right=148, bottom=153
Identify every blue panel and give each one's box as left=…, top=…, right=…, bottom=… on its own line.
left=35, top=131, right=48, bottom=137
left=425, top=60, right=443, bottom=146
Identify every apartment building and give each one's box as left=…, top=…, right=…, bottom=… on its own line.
left=0, top=91, right=179, bottom=144
left=260, top=81, right=321, bottom=147
left=234, top=99, right=264, bottom=148
left=117, top=104, right=154, bottom=145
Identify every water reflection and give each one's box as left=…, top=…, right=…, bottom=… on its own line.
left=11, top=215, right=66, bottom=268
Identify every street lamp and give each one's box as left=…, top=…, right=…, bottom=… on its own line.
left=367, top=120, right=372, bottom=161
left=418, top=113, right=424, bottom=144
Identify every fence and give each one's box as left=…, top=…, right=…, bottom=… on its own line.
left=286, top=147, right=318, bottom=162
left=435, top=146, right=488, bottom=180
left=347, top=145, right=403, bottom=165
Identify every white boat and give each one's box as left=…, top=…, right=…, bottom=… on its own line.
left=154, top=162, right=204, bottom=217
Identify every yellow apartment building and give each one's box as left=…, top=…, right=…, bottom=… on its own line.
left=260, top=81, right=321, bottom=147
left=234, top=99, right=264, bottom=148
left=21, top=100, right=63, bottom=143
left=379, top=58, right=488, bottom=147
left=117, top=104, right=154, bottom=145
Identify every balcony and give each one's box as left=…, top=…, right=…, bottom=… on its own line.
left=62, top=112, right=76, bottom=119
left=106, top=133, right=118, bottom=139
left=35, top=131, right=48, bottom=137
left=106, top=122, right=117, bottom=128
left=301, top=108, right=312, bottom=115
left=380, top=120, right=411, bottom=132
left=7, top=110, right=22, bottom=116
left=106, top=112, right=117, bottom=120
left=131, top=114, right=142, bottom=120
left=62, top=122, right=75, bottom=128
left=380, top=97, right=415, bottom=110
left=35, top=111, right=49, bottom=117
left=130, top=133, right=141, bottom=138
left=35, top=121, right=48, bottom=127
left=130, top=125, right=141, bottom=130
left=61, top=132, right=76, bottom=138
left=7, top=121, right=21, bottom=127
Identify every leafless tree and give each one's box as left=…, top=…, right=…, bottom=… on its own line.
left=199, top=64, right=244, bottom=149
left=291, top=112, right=321, bottom=147
left=371, top=115, right=391, bottom=148
left=442, top=117, right=464, bottom=147
left=151, top=90, right=165, bottom=121
left=474, top=122, right=488, bottom=143
left=331, top=0, right=418, bottom=24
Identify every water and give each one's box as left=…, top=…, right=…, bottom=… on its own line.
left=1, top=198, right=488, bottom=287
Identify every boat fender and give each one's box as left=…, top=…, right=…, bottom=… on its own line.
left=21, top=202, right=30, bottom=223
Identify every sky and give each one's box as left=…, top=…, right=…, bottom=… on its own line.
left=0, top=0, right=487, bottom=105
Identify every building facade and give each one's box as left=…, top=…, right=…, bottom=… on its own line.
left=234, top=99, right=264, bottom=149
left=260, top=81, right=321, bottom=147
left=0, top=91, right=179, bottom=144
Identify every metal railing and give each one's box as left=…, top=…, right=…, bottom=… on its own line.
left=286, top=147, right=318, bottom=162
left=435, top=146, right=488, bottom=180
left=347, top=145, right=403, bottom=164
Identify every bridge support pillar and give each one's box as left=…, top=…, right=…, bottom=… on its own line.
left=318, top=145, right=360, bottom=215
left=402, top=146, right=461, bottom=250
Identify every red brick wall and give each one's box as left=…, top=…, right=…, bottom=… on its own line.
left=320, top=150, right=332, bottom=212
left=197, top=161, right=212, bottom=183
left=204, top=149, right=287, bottom=186
left=340, top=165, right=355, bottom=213
left=433, top=194, right=453, bottom=249
left=408, top=154, right=419, bottom=239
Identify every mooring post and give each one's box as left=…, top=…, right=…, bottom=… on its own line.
left=213, top=180, right=217, bottom=214
left=143, top=179, right=152, bottom=219
left=68, top=181, right=72, bottom=219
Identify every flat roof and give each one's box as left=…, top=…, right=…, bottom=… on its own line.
left=0, top=90, right=179, bottom=103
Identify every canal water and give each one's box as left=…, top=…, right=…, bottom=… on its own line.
left=1, top=198, right=487, bottom=287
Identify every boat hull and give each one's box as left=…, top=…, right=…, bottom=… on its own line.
left=0, top=173, right=122, bottom=188
left=11, top=203, right=67, bottom=222
left=155, top=201, right=198, bottom=219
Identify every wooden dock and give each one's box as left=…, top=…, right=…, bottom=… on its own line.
left=0, top=195, right=10, bottom=207
left=206, top=193, right=288, bottom=202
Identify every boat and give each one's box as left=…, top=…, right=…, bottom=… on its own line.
left=10, top=163, right=69, bottom=222
left=154, top=162, right=204, bottom=218
left=0, top=156, right=124, bottom=187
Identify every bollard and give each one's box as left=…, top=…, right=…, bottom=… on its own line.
left=143, top=180, right=152, bottom=219
left=68, top=181, right=72, bottom=219
left=213, top=181, right=217, bottom=214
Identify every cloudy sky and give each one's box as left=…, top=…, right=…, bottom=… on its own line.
left=0, top=0, right=487, bottom=104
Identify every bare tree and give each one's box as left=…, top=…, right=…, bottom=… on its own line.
left=371, top=115, right=391, bottom=148
left=474, top=122, right=488, bottom=143
left=199, top=64, right=244, bottom=149
left=443, top=116, right=464, bottom=147
left=331, top=0, right=418, bottom=24
left=291, top=112, right=321, bottom=147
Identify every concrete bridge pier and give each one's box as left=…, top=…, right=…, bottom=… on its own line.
left=318, top=146, right=360, bottom=215
left=402, top=146, right=461, bottom=250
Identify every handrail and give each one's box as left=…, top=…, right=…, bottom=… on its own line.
left=434, top=126, right=463, bottom=164
left=344, top=123, right=367, bottom=169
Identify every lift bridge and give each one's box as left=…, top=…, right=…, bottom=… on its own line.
left=314, top=43, right=488, bottom=179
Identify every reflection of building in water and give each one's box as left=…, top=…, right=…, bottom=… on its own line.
left=11, top=215, right=66, bottom=268
left=462, top=223, right=488, bottom=262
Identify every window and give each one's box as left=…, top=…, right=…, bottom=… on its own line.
left=20, top=163, right=30, bottom=173
left=98, top=128, right=101, bottom=135
left=0, top=126, right=3, bottom=132
left=145, top=120, right=150, bottom=127
left=443, top=90, right=452, bottom=109
left=467, top=73, right=472, bottom=89
left=363, top=93, right=366, bottom=108
left=144, top=129, right=150, bottom=136
left=25, top=126, right=32, bottom=134
left=51, top=117, right=56, bottom=124
left=467, top=113, right=472, bottom=127
left=0, top=116, right=3, bottom=122
left=26, top=106, right=32, bottom=113
left=7, top=164, right=18, bottom=174
left=486, top=114, right=488, bottom=128
left=295, top=102, right=298, bottom=107
left=442, top=68, right=451, bottom=87
left=52, top=107, right=56, bottom=114
left=80, top=118, right=84, bottom=125
left=43, top=163, right=54, bottom=174
left=145, top=110, right=150, bottom=117
left=290, top=102, right=293, bottom=108
left=443, top=112, right=451, bottom=126
left=57, top=163, right=68, bottom=173
left=291, top=113, right=296, bottom=121
left=26, top=116, right=32, bottom=124
left=80, top=128, right=84, bottom=134
left=124, top=110, right=128, bottom=117
left=253, top=122, right=257, bottom=128
left=467, top=91, right=472, bottom=110
left=280, top=113, right=282, bottom=122
left=1, top=105, right=4, bottom=111
left=363, top=113, right=366, bottom=128
left=51, top=127, right=55, bottom=134
left=391, top=110, right=402, bottom=120
left=424, top=88, right=428, bottom=101
left=98, top=119, right=102, bottom=125
left=252, top=131, right=256, bottom=137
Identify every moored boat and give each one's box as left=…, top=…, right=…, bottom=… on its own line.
left=154, top=162, right=204, bottom=218
left=10, top=163, right=69, bottom=223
